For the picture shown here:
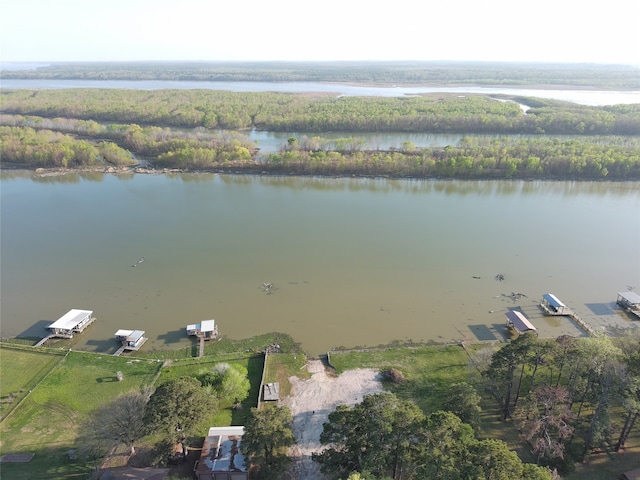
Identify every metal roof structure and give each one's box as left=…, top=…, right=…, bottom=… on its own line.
left=196, top=426, right=247, bottom=479
left=49, top=309, right=93, bottom=331
left=505, top=310, right=537, bottom=333
left=115, top=329, right=134, bottom=338
left=542, top=293, right=566, bottom=309
left=200, top=319, right=216, bottom=332
left=618, top=291, right=640, bottom=305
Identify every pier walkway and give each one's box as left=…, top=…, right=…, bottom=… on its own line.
left=113, top=346, right=127, bottom=357
left=34, top=335, right=55, bottom=347
left=199, top=336, right=205, bottom=358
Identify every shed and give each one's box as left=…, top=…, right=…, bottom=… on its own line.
left=505, top=310, right=537, bottom=334
left=263, top=382, right=280, bottom=401
left=541, top=293, right=568, bottom=315
left=48, top=309, right=94, bottom=336
left=195, top=426, right=247, bottom=480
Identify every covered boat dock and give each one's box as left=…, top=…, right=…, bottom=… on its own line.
left=505, top=310, right=537, bottom=335
left=617, top=291, right=640, bottom=319
left=186, top=319, right=219, bottom=340
left=36, top=309, right=96, bottom=345
left=187, top=319, right=220, bottom=358
left=113, top=329, right=148, bottom=356
left=540, top=293, right=570, bottom=315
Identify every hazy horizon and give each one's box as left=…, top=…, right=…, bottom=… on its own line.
left=1, top=0, right=638, bottom=65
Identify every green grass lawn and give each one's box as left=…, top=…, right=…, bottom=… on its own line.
left=328, top=345, right=472, bottom=413
left=263, top=353, right=310, bottom=398
left=0, top=350, right=161, bottom=480
left=156, top=353, right=264, bottom=428
left=0, top=344, right=65, bottom=420
left=2, top=339, right=637, bottom=480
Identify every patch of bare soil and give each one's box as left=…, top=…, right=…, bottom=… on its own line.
left=280, top=359, right=383, bottom=480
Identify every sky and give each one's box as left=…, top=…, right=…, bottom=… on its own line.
left=0, top=0, right=638, bottom=65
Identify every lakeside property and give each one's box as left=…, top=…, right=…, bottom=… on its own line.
left=1, top=332, right=639, bottom=480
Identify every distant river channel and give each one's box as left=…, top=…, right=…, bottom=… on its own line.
left=1, top=173, right=638, bottom=355
left=2, top=79, right=640, bottom=105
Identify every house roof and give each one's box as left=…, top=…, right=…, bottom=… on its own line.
left=49, top=309, right=93, bottom=330
left=543, top=293, right=566, bottom=308
left=196, top=427, right=246, bottom=474
left=505, top=310, right=536, bottom=333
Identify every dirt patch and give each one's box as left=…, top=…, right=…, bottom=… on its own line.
left=280, top=359, right=383, bottom=480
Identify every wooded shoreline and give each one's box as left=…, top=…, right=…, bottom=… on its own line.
left=2, top=87, right=639, bottom=180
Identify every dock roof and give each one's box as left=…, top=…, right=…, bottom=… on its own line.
left=505, top=310, right=537, bottom=333
left=618, top=291, right=640, bottom=305
left=49, top=309, right=93, bottom=331
left=200, top=319, right=215, bottom=332
left=543, top=293, right=566, bottom=308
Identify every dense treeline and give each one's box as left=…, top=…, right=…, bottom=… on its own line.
left=307, top=331, right=640, bottom=478
left=0, top=125, right=135, bottom=168
left=0, top=117, right=256, bottom=169
left=2, top=114, right=639, bottom=179
left=265, top=137, right=640, bottom=179
left=3, top=61, right=639, bottom=89
left=479, top=332, right=640, bottom=473
left=2, top=88, right=640, bottom=135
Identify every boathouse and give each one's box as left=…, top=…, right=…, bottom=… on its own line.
left=617, top=291, right=640, bottom=318
left=540, top=293, right=569, bottom=315
left=114, top=329, right=147, bottom=349
left=48, top=309, right=95, bottom=337
left=195, top=426, right=247, bottom=480
left=186, top=319, right=219, bottom=339
left=505, top=310, right=537, bottom=335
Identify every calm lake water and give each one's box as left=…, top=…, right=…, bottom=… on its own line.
left=247, top=131, right=640, bottom=155
left=1, top=173, right=638, bottom=354
left=2, top=79, right=639, bottom=106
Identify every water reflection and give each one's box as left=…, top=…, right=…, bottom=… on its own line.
left=3, top=169, right=637, bottom=201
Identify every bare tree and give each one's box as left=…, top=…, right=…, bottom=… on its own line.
left=515, top=385, right=574, bottom=465
left=86, top=388, right=151, bottom=456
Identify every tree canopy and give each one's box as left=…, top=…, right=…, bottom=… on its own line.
left=314, top=393, right=552, bottom=480
left=143, top=377, right=217, bottom=442
left=242, top=405, right=295, bottom=479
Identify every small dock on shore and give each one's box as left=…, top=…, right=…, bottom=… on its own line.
left=505, top=310, right=537, bottom=335
left=112, top=329, right=148, bottom=356
left=186, top=319, right=219, bottom=358
left=617, top=291, right=640, bottom=319
left=540, top=293, right=571, bottom=316
left=539, top=293, right=598, bottom=337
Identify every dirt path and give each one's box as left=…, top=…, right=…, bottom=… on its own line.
left=280, top=359, right=383, bottom=480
